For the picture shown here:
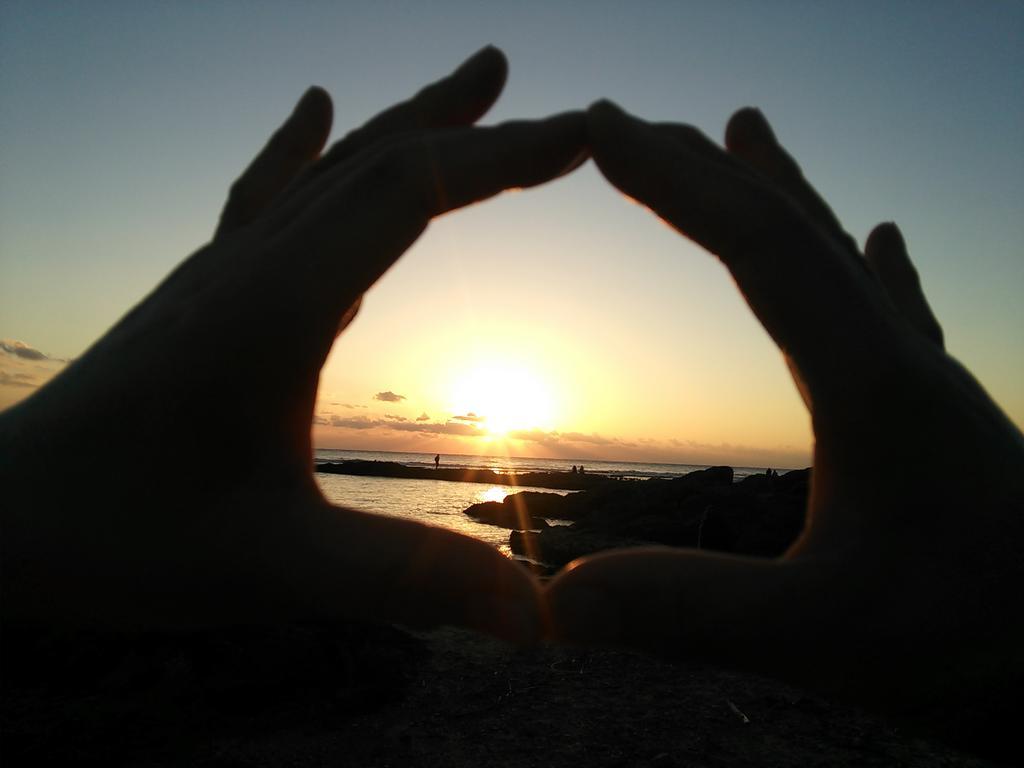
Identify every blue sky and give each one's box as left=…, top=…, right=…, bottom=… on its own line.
left=1, top=1, right=1021, bottom=463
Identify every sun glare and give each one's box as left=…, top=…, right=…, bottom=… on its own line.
left=450, top=360, right=556, bottom=436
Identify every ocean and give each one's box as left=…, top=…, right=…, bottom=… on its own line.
left=313, top=449, right=768, bottom=555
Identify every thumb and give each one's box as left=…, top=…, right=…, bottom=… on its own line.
left=285, top=500, right=544, bottom=645
left=546, top=548, right=812, bottom=674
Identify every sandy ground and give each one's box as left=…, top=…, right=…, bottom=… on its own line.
left=1, top=622, right=996, bottom=767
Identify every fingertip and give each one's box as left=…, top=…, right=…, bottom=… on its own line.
left=297, top=85, right=332, bottom=119
left=548, top=110, right=591, bottom=174
left=586, top=100, right=644, bottom=160
left=448, top=46, right=509, bottom=122
left=547, top=109, right=588, bottom=138
left=587, top=98, right=630, bottom=124
left=456, top=45, right=508, bottom=90
left=296, top=86, right=333, bottom=150
left=462, top=44, right=507, bottom=72
left=724, top=106, right=773, bottom=152
left=865, top=221, right=906, bottom=256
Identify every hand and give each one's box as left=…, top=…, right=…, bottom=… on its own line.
left=0, top=47, right=586, bottom=643
left=547, top=101, right=1024, bottom=740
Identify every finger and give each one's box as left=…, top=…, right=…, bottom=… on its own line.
left=216, top=86, right=333, bottom=237
left=291, top=502, right=543, bottom=645
left=864, top=223, right=945, bottom=348
left=293, top=45, right=507, bottom=190
left=724, top=108, right=860, bottom=256
left=289, top=111, right=588, bottom=340
left=546, top=548, right=811, bottom=676
left=587, top=99, right=894, bottom=390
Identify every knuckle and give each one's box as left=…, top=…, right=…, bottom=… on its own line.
left=357, top=139, right=434, bottom=211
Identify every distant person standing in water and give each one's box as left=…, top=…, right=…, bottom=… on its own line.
left=434, top=454, right=440, bottom=470
left=571, top=465, right=577, bottom=474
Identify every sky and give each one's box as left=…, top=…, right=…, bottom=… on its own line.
left=1, top=1, right=1022, bottom=468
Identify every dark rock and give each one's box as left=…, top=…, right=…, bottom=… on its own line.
left=495, top=466, right=811, bottom=569
left=511, top=491, right=571, bottom=518
left=672, top=465, right=734, bottom=489
left=464, top=491, right=567, bottom=529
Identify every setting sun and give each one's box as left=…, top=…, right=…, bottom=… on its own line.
left=449, top=359, right=556, bottom=436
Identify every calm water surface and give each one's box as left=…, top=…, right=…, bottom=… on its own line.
left=314, top=473, right=570, bottom=556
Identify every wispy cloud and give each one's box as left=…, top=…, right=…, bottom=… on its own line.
left=330, top=415, right=380, bottom=430
left=506, top=428, right=635, bottom=449
left=452, top=412, right=484, bottom=423
left=1, top=339, right=48, bottom=361
left=374, top=390, right=406, bottom=403
left=0, top=339, right=67, bottom=408
left=416, top=412, right=430, bottom=422
left=323, top=413, right=485, bottom=437
left=0, top=371, right=37, bottom=388
left=393, top=420, right=483, bottom=437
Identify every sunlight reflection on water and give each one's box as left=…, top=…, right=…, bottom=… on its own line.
left=314, top=474, right=571, bottom=556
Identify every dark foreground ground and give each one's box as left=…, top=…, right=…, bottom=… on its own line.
left=1, top=622, right=994, bottom=767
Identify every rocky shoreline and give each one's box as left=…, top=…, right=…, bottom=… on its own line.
left=316, top=459, right=614, bottom=490
left=463, top=466, right=810, bottom=572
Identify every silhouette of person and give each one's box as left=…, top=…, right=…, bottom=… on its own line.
left=435, top=454, right=440, bottom=470
left=578, top=465, right=585, bottom=475
left=0, top=46, right=1021, bottom=758
left=571, top=465, right=577, bottom=474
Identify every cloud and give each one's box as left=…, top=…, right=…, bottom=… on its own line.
left=393, top=420, right=483, bottom=436
left=0, top=340, right=67, bottom=406
left=374, top=391, right=406, bottom=403
left=505, top=428, right=635, bottom=449
left=322, top=414, right=484, bottom=437
left=452, top=412, right=485, bottom=423
left=416, top=412, right=430, bottom=421
left=0, top=371, right=37, bottom=388
left=331, top=402, right=367, bottom=409
left=330, top=415, right=381, bottom=430
left=1, top=339, right=48, bottom=361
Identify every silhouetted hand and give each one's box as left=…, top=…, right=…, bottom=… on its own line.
left=0, top=47, right=585, bottom=643
left=548, top=102, right=1024, bottom=739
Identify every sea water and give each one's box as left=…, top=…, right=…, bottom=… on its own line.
left=313, top=449, right=768, bottom=554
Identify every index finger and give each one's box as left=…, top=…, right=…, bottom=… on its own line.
left=296, top=45, right=508, bottom=189
left=287, top=111, right=588, bottom=346
left=587, top=100, right=899, bottom=394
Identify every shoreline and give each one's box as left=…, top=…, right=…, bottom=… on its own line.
left=315, top=459, right=616, bottom=490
